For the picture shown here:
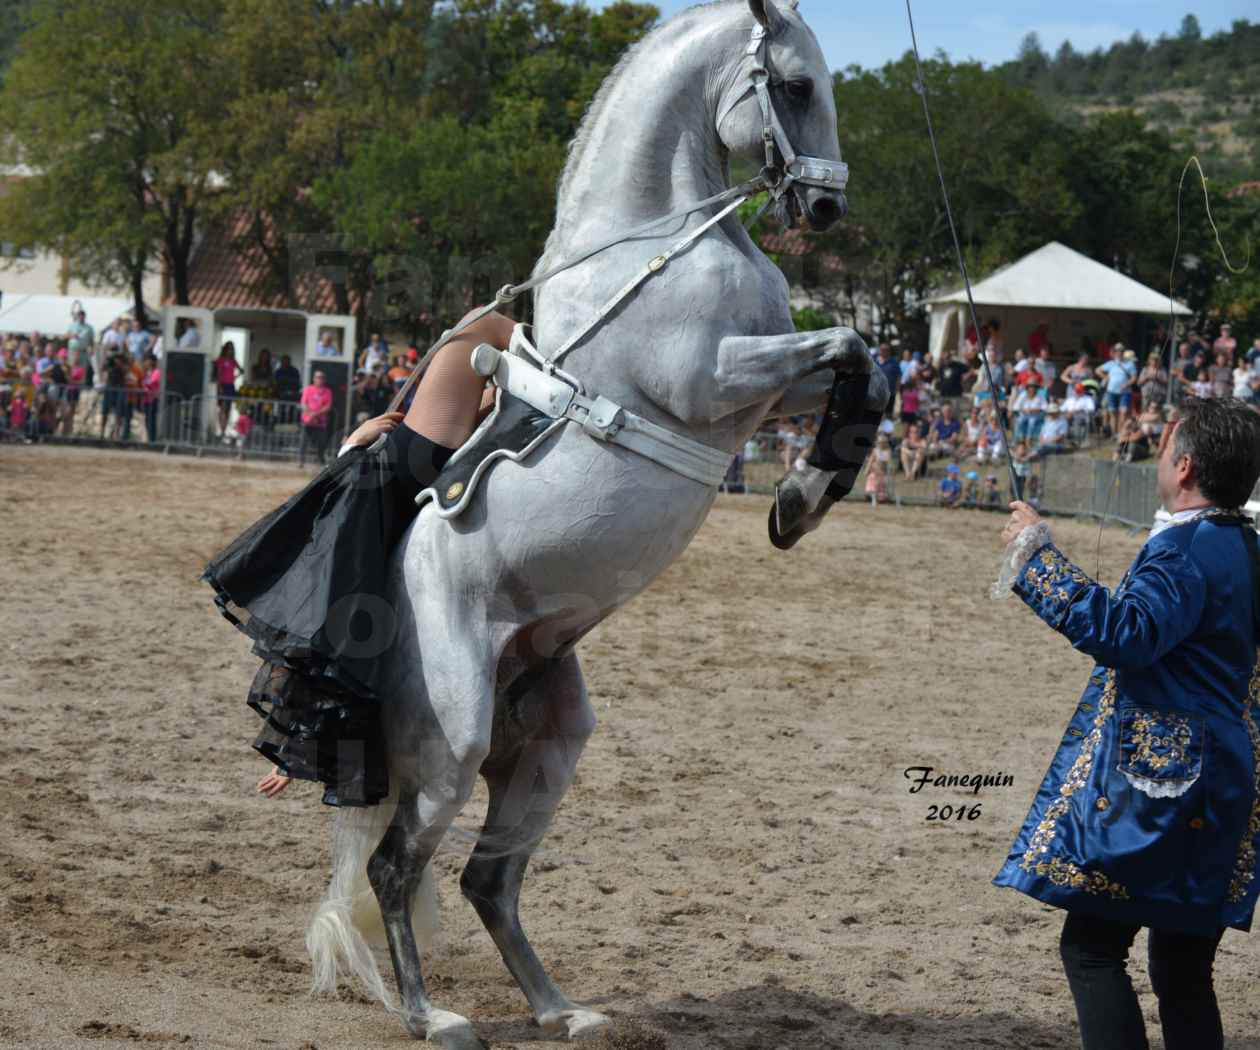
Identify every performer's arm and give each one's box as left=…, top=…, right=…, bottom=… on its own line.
left=999, top=503, right=1206, bottom=669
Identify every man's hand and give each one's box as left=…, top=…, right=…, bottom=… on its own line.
left=1002, top=500, right=1043, bottom=545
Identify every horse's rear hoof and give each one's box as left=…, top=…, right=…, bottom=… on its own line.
left=424, top=1010, right=488, bottom=1049
left=540, top=1008, right=612, bottom=1040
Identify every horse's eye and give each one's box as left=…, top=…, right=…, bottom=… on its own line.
left=785, top=79, right=813, bottom=102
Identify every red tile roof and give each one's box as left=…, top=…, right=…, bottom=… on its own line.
left=176, top=211, right=351, bottom=313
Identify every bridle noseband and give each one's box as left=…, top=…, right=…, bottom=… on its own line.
left=719, top=21, right=849, bottom=216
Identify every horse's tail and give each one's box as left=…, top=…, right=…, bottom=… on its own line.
left=306, top=789, right=439, bottom=1006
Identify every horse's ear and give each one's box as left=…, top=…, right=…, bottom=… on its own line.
left=748, top=0, right=787, bottom=35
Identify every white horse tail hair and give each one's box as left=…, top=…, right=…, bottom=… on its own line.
left=305, top=789, right=439, bottom=1007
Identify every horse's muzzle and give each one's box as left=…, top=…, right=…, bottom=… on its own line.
left=801, top=187, right=847, bottom=232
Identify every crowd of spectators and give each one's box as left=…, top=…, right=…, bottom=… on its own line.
left=745, top=318, right=1260, bottom=509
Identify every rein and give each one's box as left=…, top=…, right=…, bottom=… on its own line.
left=389, top=13, right=848, bottom=415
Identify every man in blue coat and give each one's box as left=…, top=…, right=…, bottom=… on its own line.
left=993, top=397, right=1260, bottom=1050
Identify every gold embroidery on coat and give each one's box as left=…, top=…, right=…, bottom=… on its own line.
left=1024, top=547, right=1091, bottom=609
left=1227, top=653, right=1260, bottom=905
left=1031, top=857, right=1130, bottom=900
left=1020, top=672, right=1116, bottom=879
left=1122, top=710, right=1194, bottom=775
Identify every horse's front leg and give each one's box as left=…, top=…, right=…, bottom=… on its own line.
left=707, top=328, right=890, bottom=549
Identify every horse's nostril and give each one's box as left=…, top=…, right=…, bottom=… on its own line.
left=810, top=196, right=844, bottom=226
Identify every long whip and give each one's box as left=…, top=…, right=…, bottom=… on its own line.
left=904, top=0, right=1021, bottom=501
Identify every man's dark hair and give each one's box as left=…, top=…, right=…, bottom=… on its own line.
left=1174, top=397, right=1260, bottom=508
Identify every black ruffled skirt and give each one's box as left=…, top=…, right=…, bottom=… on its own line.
left=204, top=446, right=413, bottom=807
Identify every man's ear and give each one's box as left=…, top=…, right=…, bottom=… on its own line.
left=748, top=0, right=787, bottom=35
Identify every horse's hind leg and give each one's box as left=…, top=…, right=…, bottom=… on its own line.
left=369, top=658, right=493, bottom=1049
left=460, top=654, right=610, bottom=1040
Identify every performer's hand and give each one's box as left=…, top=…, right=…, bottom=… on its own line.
left=346, top=412, right=404, bottom=449
left=257, top=768, right=292, bottom=799
left=1002, top=501, right=1043, bottom=545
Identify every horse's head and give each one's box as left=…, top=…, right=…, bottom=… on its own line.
left=715, top=0, right=847, bottom=232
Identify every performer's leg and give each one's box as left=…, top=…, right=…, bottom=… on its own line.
left=1148, top=926, right=1226, bottom=1050
left=1059, top=912, right=1149, bottom=1050
left=404, top=311, right=515, bottom=450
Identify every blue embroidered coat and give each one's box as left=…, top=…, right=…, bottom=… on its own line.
left=993, top=516, right=1260, bottom=936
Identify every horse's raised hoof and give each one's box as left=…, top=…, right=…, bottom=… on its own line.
left=423, top=1009, right=488, bottom=1050
left=539, top=1008, right=613, bottom=1040
left=769, top=483, right=834, bottom=551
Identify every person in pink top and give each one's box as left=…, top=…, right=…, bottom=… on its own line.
left=63, top=355, right=88, bottom=436
left=213, top=342, right=244, bottom=436
left=142, top=355, right=162, bottom=443
left=299, top=370, right=335, bottom=465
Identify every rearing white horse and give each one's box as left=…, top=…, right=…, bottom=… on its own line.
left=307, top=3, right=885, bottom=1046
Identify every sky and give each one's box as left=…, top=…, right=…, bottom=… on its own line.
left=590, top=1, right=1255, bottom=71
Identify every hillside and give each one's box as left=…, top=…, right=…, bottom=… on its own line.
left=999, top=15, right=1260, bottom=180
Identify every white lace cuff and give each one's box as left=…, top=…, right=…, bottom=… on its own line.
left=991, top=521, right=1054, bottom=600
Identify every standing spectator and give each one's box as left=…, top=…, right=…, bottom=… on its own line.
left=101, top=347, right=130, bottom=440
left=1028, top=320, right=1050, bottom=357
left=865, top=435, right=891, bottom=504
left=126, top=318, right=153, bottom=363
left=937, top=462, right=962, bottom=507
left=1233, top=359, right=1253, bottom=401
left=387, top=354, right=411, bottom=392
left=899, top=375, right=922, bottom=429
left=1137, top=352, right=1169, bottom=410
left=1034, top=344, right=1057, bottom=390
left=359, top=333, right=389, bottom=373
left=63, top=352, right=87, bottom=435
left=274, top=354, right=301, bottom=405
left=1170, top=342, right=1197, bottom=405
left=67, top=305, right=94, bottom=371
left=972, top=348, right=1007, bottom=410
left=101, top=317, right=127, bottom=355
left=1010, top=440, right=1037, bottom=499
left=1211, top=323, right=1236, bottom=360
left=213, top=342, right=244, bottom=437
left=937, top=348, right=972, bottom=416
left=142, top=354, right=162, bottom=443
left=299, top=370, right=334, bottom=466
left=1245, top=335, right=1260, bottom=368
left=874, top=343, right=900, bottom=418
left=1062, top=351, right=1092, bottom=388
left=1209, top=350, right=1233, bottom=399
left=1095, top=344, right=1133, bottom=436
left=985, top=318, right=1005, bottom=355
left=898, top=348, right=917, bottom=386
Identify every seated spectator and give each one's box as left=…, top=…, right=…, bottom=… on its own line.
left=899, top=424, right=927, bottom=478
left=1138, top=402, right=1164, bottom=446
left=1036, top=403, right=1071, bottom=457
left=960, top=406, right=983, bottom=457
left=1114, top=416, right=1150, bottom=462
left=1011, top=377, right=1047, bottom=442
left=387, top=354, right=411, bottom=391
left=928, top=401, right=961, bottom=459
left=976, top=412, right=1005, bottom=465
left=937, top=462, right=963, bottom=508
left=1061, top=382, right=1096, bottom=444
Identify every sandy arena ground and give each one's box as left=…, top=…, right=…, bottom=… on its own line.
left=2, top=444, right=1259, bottom=1050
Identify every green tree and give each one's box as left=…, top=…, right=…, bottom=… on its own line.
left=0, top=0, right=32, bottom=85
left=818, top=57, right=1079, bottom=346
left=1179, top=14, right=1202, bottom=42
left=0, top=0, right=226, bottom=321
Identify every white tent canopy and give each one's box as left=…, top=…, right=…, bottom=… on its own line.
left=927, top=242, right=1191, bottom=366
left=928, top=242, right=1192, bottom=315
left=0, top=293, right=145, bottom=337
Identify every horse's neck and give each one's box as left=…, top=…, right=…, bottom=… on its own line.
left=547, top=16, right=733, bottom=252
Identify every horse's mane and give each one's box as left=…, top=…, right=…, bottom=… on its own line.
left=553, top=1, right=735, bottom=210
